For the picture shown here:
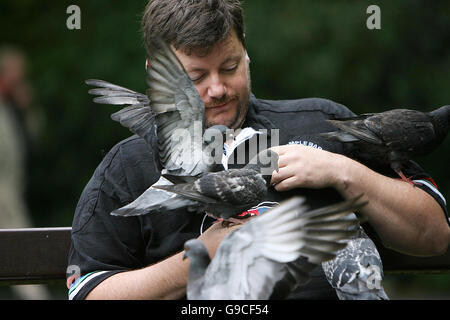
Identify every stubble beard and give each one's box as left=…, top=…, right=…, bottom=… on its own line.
left=205, top=70, right=251, bottom=130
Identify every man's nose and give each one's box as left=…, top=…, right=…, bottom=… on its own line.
left=207, top=75, right=227, bottom=99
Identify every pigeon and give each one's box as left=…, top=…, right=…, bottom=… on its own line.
left=322, top=226, right=389, bottom=300
left=183, top=195, right=367, bottom=300
left=85, top=38, right=242, bottom=217
left=86, top=37, right=231, bottom=180
left=320, top=106, right=450, bottom=183
left=111, top=148, right=279, bottom=221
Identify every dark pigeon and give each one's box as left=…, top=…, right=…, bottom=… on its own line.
left=112, top=149, right=279, bottom=221
left=321, top=106, right=450, bottom=183
left=322, top=226, right=389, bottom=300
left=183, top=195, right=367, bottom=300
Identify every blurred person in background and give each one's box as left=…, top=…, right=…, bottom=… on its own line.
left=0, top=46, right=49, bottom=300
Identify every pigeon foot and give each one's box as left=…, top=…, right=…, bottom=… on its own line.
left=394, top=169, right=423, bottom=187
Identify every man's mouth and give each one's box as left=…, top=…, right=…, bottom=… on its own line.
left=207, top=98, right=235, bottom=111
left=213, top=102, right=228, bottom=108
left=209, top=101, right=229, bottom=108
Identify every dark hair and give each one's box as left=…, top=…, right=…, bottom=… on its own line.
left=141, top=0, right=245, bottom=55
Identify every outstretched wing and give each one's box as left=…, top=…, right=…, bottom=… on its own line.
left=85, top=79, right=156, bottom=146
left=197, top=195, right=365, bottom=299
left=86, top=38, right=212, bottom=178
left=146, top=39, right=209, bottom=177
left=153, top=183, right=219, bottom=205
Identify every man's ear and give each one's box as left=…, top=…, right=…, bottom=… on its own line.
left=243, top=33, right=250, bottom=63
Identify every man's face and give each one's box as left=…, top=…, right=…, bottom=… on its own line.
left=173, top=31, right=251, bottom=129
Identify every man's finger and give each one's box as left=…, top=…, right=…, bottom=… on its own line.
left=269, top=145, right=287, bottom=156
left=273, top=176, right=299, bottom=192
left=277, top=154, right=291, bottom=168
left=270, top=167, right=293, bottom=185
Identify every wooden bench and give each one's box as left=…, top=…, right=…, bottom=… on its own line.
left=0, top=228, right=72, bottom=285
left=0, top=227, right=449, bottom=285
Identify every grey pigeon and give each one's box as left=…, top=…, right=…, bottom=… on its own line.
left=321, top=226, right=389, bottom=300
left=321, top=106, right=450, bottom=183
left=85, top=38, right=236, bottom=217
left=86, top=37, right=230, bottom=180
left=112, top=148, right=279, bottom=221
left=183, top=195, right=367, bottom=300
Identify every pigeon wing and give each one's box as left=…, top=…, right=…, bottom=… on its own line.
left=363, top=109, right=436, bottom=152
left=156, top=169, right=267, bottom=207
left=326, top=116, right=383, bottom=145
left=196, top=196, right=364, bottom=299
left=195, top=169, right=268, bottom=205
left=153, top=183, right=219, bottom=204
left=86, top=38, right=212, bottom=178
left=85, top=79, right=156, bottom=146
left=322, top=228, right=389, bottom=300
left=110, top=176, right=198, bottom=217
left=146, top=39, right=210, bottom=177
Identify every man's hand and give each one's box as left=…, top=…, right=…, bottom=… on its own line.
left=198, top=217, right=252, bottom=258
left=270, top=144, right=346, bottom=191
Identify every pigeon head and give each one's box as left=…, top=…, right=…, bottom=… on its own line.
left=183, top=239, right=211, bottom=281
left=429, top=105, right=450, bottom=139
left=245, top=149, right=279, bottom=184
left=183, top=239, right=210, bottom=262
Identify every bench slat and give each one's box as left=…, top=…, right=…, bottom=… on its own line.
left=0, top=227, right=449, bottom=285
left=0, top=227, right=71, bottom=284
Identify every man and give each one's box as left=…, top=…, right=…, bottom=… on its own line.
left=68, top=0, right=449, bottom=300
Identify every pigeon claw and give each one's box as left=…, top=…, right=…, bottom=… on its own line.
left=395, top=169, right=420, bottom=187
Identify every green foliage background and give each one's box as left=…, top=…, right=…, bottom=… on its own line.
left=0, top=0, right=449, bottom=299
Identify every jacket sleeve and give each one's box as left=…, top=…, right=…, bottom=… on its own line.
left=67, top=137, right=156, bottom=300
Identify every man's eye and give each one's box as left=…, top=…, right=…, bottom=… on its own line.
left=189, top=74, right=204, bottom=82
left=223, top=65, right=238, bottom=72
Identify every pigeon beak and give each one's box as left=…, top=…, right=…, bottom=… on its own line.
left=182, top=253, right=187, bottom=261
